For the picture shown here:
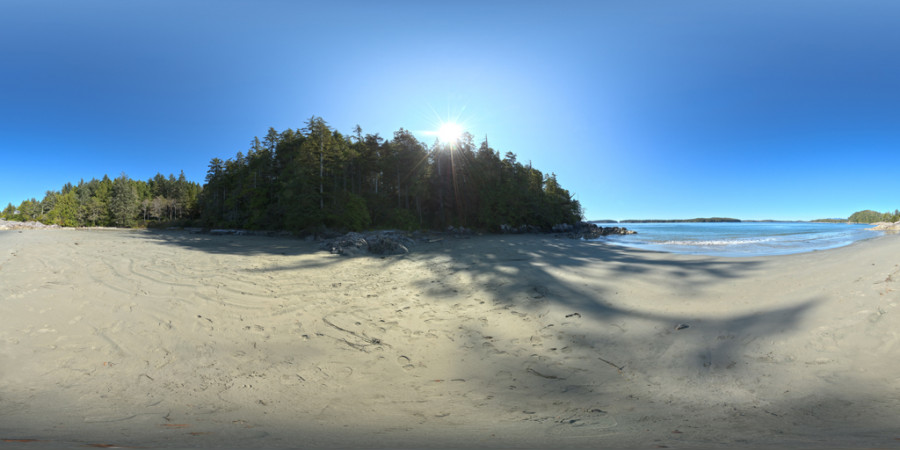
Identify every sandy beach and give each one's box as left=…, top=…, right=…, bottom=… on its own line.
left=1, top=229, right=898, bottom=448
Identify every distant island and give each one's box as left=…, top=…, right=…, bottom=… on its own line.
left=619, top=217, right=741, bottom=223
left=813, top=209, right=900, bottom=224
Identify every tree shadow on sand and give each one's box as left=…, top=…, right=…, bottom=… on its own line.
left=129, top=230, right=896, bottom=447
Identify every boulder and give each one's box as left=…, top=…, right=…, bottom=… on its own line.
left=321, top=231, right=415, bottom=256
left=867, top=221, right=900, bottom=231
left=564, top=222, right=636, bottom=239
left=0, top=219, right=60, bottom=230
left=367, top=234, right=414, bottom=255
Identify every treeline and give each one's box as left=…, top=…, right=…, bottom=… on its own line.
left=2, top=116, right=582, bottom=232
left=199, top=116, right=582, bottom=232
left=848, top=209, right=900, bottom=224
left=1, top=172, right=201, bottom=227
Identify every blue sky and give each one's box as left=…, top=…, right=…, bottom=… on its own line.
left=2, top=0, right=898, bottom=221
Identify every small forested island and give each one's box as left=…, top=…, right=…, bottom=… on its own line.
left=1, top=117, right=584, bottom=234
left=847, top=209, right=900, bottom=224
left=813, top=209, right=900, bottom=224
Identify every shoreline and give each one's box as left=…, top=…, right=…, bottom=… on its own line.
left=1, top=229, right=899, bottom=448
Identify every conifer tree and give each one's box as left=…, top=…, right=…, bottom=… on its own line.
left=110, top=173, right=139, bottom=227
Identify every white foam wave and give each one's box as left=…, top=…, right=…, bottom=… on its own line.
left=659, top=238, right=776, bottom=246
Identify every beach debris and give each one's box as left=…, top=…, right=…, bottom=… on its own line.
left=565, top=312, right=581, bottom=318
left=598, top=356, right=625, bottom=373
left=526, top=367, right=563, bottom=380
left=675, top=323, right=690, bottom=330
left=321, top=316, right=388, bottom=351
left=321, top=231, right=414, bottom=256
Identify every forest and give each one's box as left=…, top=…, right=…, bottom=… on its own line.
left=200, top=116, right=582, bottom=232
left=1, top=172, right=201, bottom=228
left=2, top=116, right=583, bottom=233
left=813, top=210, right=900, bottom=223
left=847, top=209, right=900, bottom=224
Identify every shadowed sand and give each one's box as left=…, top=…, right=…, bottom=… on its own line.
left=0, top=229, right=898, bottom=448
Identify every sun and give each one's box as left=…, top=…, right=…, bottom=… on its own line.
left=437, top=122, right=463, bottom=144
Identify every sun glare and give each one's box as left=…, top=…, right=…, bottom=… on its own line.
left=437, top=122, right=463, bottom=143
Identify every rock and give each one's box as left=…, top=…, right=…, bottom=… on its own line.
left=563, top=222, right=635, bottom=240
left=499, top=224, right=541, bottom=234
left=322, top=232, right=368, bottom=255
left=446, top=226, right=474, bottom=235
left=867, top=221, right=900, bottom=231
left=367, top=234, right=413, bottom=255
left=0, top=219, right=60, bottom=230
left=321, top=231, right=415, bottom=256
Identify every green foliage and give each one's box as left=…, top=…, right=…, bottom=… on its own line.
left=848, top=209, right=900, bottom=223
left=111, top=174, right=139, bottom=227
left=326, top=192, right=371, bottom=231
left=6, top=172, right=201, bottom=228
left=47, top=190, right=79, bottom=227
left=9, top=117, right=581, bottom=232
left=385, top=208, right=419, bottom=231
left=199, top=119, right=584, bottom=232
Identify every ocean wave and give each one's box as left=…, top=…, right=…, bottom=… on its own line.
left=607, top=222, right=879, bottom=256
left=658, top=238, right=776, bottom=246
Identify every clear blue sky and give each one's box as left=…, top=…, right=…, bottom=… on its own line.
left=2, top=0, right=899, bottom=221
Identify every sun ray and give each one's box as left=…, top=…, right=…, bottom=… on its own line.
left=416, top=101, right=473, bottom=147
left=437, top=122, right=463, bottom=143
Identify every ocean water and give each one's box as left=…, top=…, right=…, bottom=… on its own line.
left=601, top=222, right=881, bottom=257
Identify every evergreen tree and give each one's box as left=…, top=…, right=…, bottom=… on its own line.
left=5, top=117, right=582, bottom=231
left=2, top=203, right=15, bottom=220
left=48, top=190, right=79, bottom=227
left=110, top=173, right=139, bottom=227
left=40, top=191, right=57, bottom=221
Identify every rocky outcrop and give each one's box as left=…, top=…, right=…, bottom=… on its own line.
left=445, top=225, right=475, bottom=235
left=867, top=221, right=900, bottom=231
left=0, top=219, right=60, bottom=230
left=499, top=224, right=542, bottom=234
left=321, top=231, right=415, bottom=256
left=560, top=222, right=636, bottom=240
left=498, top=222, right=635, bottom=239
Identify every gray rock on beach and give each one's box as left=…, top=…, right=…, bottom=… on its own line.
left=867, top=221, right=900, bottom=231
left=0, top=219, right=61, bottom=230
left=322, top=231, right=415, bottom=256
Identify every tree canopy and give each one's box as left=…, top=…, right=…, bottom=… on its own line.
left=848, top=209, right=900, bottom=224
left=3, top=116, right=583, bottom=232
left=2, top=172, right=201, bottom=228
left=198, top=117, right=582, bottom=232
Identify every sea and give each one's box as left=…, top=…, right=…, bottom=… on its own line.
left=601, top=222, right=881, bottom=257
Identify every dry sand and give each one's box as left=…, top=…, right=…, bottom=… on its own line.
left=0, top=229, right=898, bottom=448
